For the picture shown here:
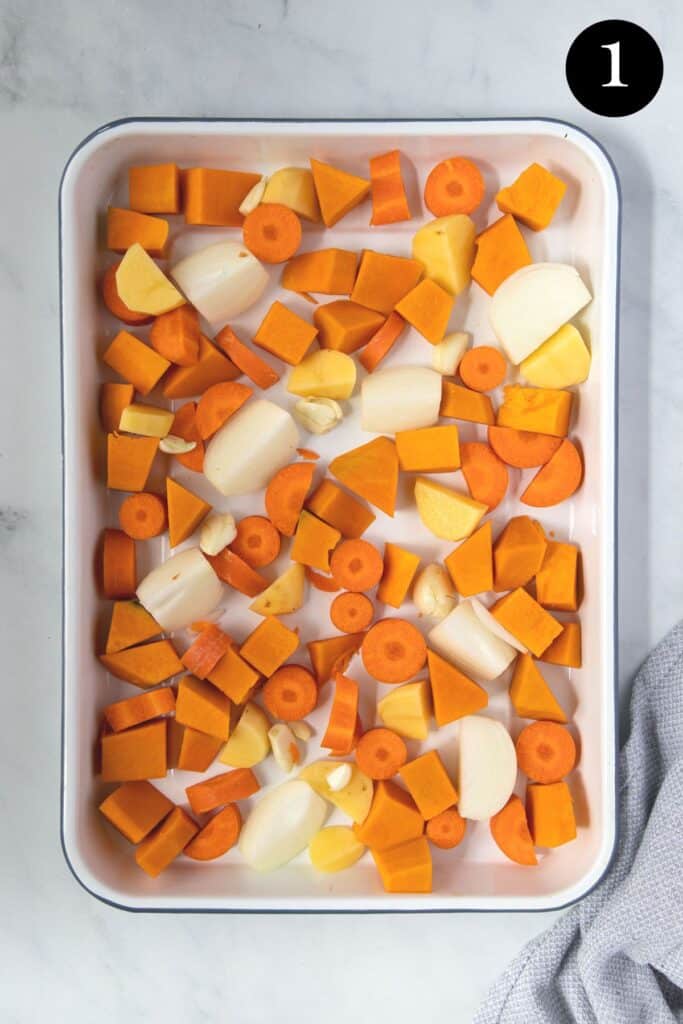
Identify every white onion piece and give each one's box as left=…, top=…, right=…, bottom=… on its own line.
left=470, top=597, right=528, bottom=653
left=458, top=715, right=517, bottom=820
left=239, top=781, right=328, bottom=872
left=136, top=548, right=223, bottom=632
left=204, top=399, right=299, bottom=496
left=428, top=600, right=516, bottom=681
left=361, top=366, right=442, bottom=433
left=170, top=241, right=268, bottom=328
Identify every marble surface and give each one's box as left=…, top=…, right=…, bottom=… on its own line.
left=1, top=0, right=682, bottom=1019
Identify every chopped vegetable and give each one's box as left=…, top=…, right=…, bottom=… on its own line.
left=424, top=156, right=485, bottom=217
left=242, top=203, right=302, bottom=263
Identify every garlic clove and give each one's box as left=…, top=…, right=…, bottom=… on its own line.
left=413, top=563, right=457, bottom=620
left=159, top=434, right=198, bottom=455
left=326, top=762, right=353, bottom=792
left=290, top=720, right=313, bottom=742
left=239, top=176, right=268, bottom=216
left=293, top=397, right=343, bottom=435
left=199, top=513, right=237, bottom=556
left=268, top=723, right=301, bottom=774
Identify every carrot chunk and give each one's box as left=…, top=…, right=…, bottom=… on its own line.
left=330, top=592, right=374, bottom=633
left=355, top=727, right=407, bottom=780
left=118, top=493, right=167, bottom=540
left=424, top=157, right=485, bottom=216
left=262, top=664, right=318, bottom=721
left=330, top=539, right=384, bottom=593
left=242, top=203, right=302, bottom=263
left=361, top=619, right=427, bottom=684
left=516, top=721, right=577, bottom=783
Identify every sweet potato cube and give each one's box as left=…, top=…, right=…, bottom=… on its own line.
left=355, top=779, right=424, bottom=851
left=350, top=250, right=423, bottom=314
left=129, top=162, right=181, bottom=214
left=445, top=522, right=493, bottom=597
left=535, top=542, right=580, bottom=611
left=175, top=675, right=231, bottom=741
left=135, top=806, right=199, bottom=876
left=395, top=278, right=453, bottom=345
left=399, top=750, right=458, bottom=820
left=240, top=616, right=299, bottom=677
left=313, top=300, right=385, bottom=354
left=101, top=720, right=167, bottom=782
left=103, top=330, right=170, bottom=395
left=440, top=382, right=495, bottom=425
left=493, top=515, right=547, bottom=591
left=471, top=214, right=532, bottom=295
left=395, top=425, right=461, bottom=473
left=307, top=479, right=375, bottom=538
left=496, top=163, right=567, bottom=231
left=497, top=385, right=573, bottom=438
left=253, top=301, right=318, bottom=365
left=183, top=167, right=261, bottom=226
left=372, top=836, right=432, bottom=893
left=491, top=588, right=562, bottom=657
left=99, top=780, right=173, bottom=843
left=538, top=622, right=582, bottom=668
left=526, top=781, right=576, bottom=847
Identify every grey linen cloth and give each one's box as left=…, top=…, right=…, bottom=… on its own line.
left=475, top=621, right=683, bottom=1024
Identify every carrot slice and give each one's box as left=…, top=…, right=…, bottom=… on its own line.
left=101, top=262, right=152, bottom=325
left=355, top=727, right=407, bottom=779
left=515, top=721, right=577, bottom=784
left=296, top=448, right=320, bottom=461
left=424, top=157, right=485, bottom=216
left=181, top=624, right=232, bottom=679
left=262, top=664, right=318, bottom=721
left=320, top=674, right=359, bottom=754
left=206, top=549, right=268, bottom=597
left=214, top=325, right=281, bottom=390
left=521, top=439, right=583, bottom=507
left=195, top=381, right=253, bottom=440
left=361, top=619, right=427, bottom=684
left=184, top=804, right=242, bottom=861
left=170, top=402, right=204, bottom=473
left=490, top=795, right=537, bottom=865
left=369, top=150, right=411, bottom=226
left=305, top=567, right=341, bottom=593
left=459, top=346, right=507, bottom=392
left=460, top=442, right=508, bottom=511
left=487, top=425, right=563, bottom=469
left=185, top=768, right=260, bottom=814
left=358, top=311, right=406, bottom=373
left=426, top=807, right=467, bottom=850
left=242, top=203, right=302, bottom=263
left=230, top=515, right=281, bottom=568
left=265, top=462, right=315, bottom=537
left=102, top=528, right=136, bottom=599
left=329, top=539, right=384, bottom=593
left=118, top=493, right=167, bottom=540
left=330, top=592, right=374, bottom=633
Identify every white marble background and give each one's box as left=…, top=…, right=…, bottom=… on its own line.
left=1, top=0, right=681, bottom=1020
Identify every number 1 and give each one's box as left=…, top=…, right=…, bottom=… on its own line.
left=602, top=40, right=627, bottom=87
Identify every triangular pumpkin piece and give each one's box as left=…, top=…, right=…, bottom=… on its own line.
left=509, top=653, right=567, bottom=722
left=306, top=632, right=365, bottom=684
left=166, top=477, right=212, bottom=547
left=106, top=601, right=162, bottom=654
left=310, top=158, right=370, bottom=228
left=329, top=436, right=399, bottom=516
left=427, top=648, right=488, bottom=726
left=162, top=335, right=240, bottom=399
left=445, top=521, right=493, bottom=596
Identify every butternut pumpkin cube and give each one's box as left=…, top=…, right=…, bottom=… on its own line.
left=497, top=385, right=573, bottom=438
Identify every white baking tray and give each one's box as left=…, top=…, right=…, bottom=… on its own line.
left=60, top=118, right=619, bottom=912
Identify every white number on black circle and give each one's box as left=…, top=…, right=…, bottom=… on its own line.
left=601, top=40, right=627, bottom=87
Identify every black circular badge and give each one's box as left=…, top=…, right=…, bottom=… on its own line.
left=566, top=20, right=663, bottom=116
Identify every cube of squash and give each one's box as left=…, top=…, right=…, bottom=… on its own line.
left=497, top=385, right=572, bottom=438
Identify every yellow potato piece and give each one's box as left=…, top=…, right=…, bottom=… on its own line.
left=299, top=761, right=373, bottom=824
left=220, top=702, right=270, bottom=768
left=412, top=214, right=476, bottom=297
left=377, top=680, right=432, bottom=740
left=309, top=826, right=365, bottom=873
left=116, top=243, right=185, bottom=316
left=520, top=323, right=591, bottom=388
left=118, top=403, right=174, bottom=438
left=262, top=167, right=321, bottom=222
left=249, top=562, right=306, bottom=617
left=287, top=350, right=357, bottom=400
left=415, top=477, right=487, bottom=542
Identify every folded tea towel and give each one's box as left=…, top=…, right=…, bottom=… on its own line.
left=474, top=621, right=683, bottom=1024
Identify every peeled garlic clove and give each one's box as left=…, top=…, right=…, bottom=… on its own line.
left=326, top=762, right=353, bottom=792
left=199, top=512, right=237, bottom=556
left=238, top=176, right=268, bottom=216
left=293, top=396, right=343, bottom=435
left=290, top=720, right=313, bottom=742
left=413, top=563, right=457, bottom=620
left=159, top=434, right=198, bottom=455
left=239, top=780, right=328, bottom=872
left=432, top=331, right=470, bottom=375
left=136, top=547, right=223, bottom=632
left=268, top=723, right=300, bottom=774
